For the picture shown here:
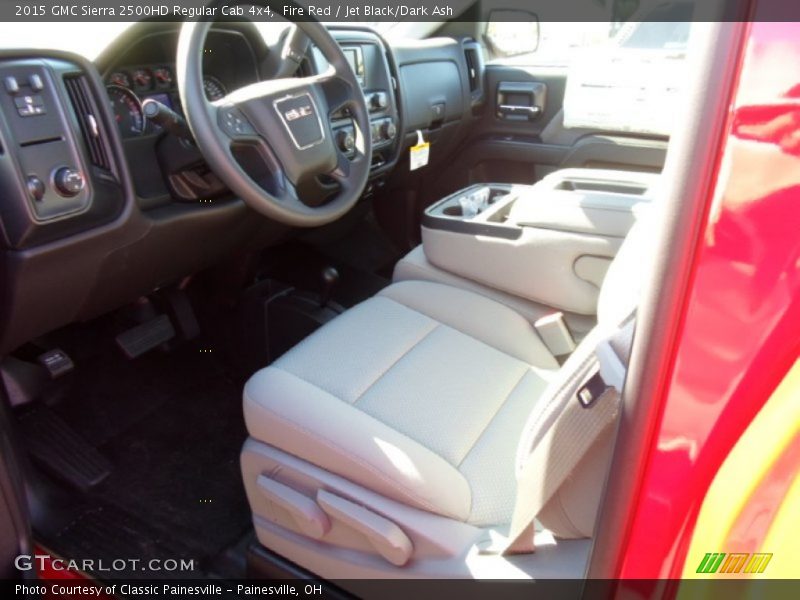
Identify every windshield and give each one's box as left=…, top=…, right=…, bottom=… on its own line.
left=0, top=20, right=405, bottom=61
left=0, top=22, right=137, bottom=59
left=0, top=21, right=369, bottom=59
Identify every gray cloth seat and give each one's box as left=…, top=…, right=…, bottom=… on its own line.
left=243, top=213, right=650, bottom=544
left=245, top=280, right=560, bottom=527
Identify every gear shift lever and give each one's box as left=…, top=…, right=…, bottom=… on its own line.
left=320, top=267, right=339, bottom=308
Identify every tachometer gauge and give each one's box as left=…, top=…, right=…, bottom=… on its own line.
left=132, top=68, right=152, bottom=91
left=108, top=71, right=131, bottom=88
left=203, top=76, right=227, bottom=101
left=153, top=67, right=173, bottom=87
left=106, top=85, right=145, bottom=138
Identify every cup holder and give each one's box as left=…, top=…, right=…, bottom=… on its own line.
left=443, top=205, right=463, bottom=217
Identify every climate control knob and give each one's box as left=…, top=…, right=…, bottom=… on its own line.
left=336, top=129, right=355, bottom=153
left=370, top=92, right=388, bottom=110
left=381, top=120, right=397, bottom=140
left=53, top=167, right=84, bottom=197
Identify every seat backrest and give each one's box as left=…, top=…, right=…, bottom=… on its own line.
left=596, top=205, right=655, bottom=327
left=514, top=206, right=655, bottom=538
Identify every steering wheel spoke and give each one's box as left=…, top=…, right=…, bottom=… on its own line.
left=311, top=71, right=356, bottom=117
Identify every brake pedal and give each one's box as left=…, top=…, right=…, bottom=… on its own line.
left=115, top=314, right=175, bottom=359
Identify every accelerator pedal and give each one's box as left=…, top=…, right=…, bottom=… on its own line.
left=115, top=314, right=175, bottom=359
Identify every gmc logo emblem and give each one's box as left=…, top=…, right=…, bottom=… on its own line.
left=284, top=105, right=313, bottom=121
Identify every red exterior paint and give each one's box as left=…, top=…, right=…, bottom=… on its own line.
left=618, top=12, right=800, bottom=580
left=34, top=546, right=91, bottom=582
left=33, top=545, right=112, bottom=599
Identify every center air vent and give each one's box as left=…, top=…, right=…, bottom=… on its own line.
left=64, top=74, right=112, bottom=172
left=462, top=39, right=486, bottom=108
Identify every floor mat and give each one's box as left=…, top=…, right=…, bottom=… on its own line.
left=48, top=503, right=200, bottom=579
left=33, top=337, right=252, bottom=576
left=94, top=367, right=250, bottom=559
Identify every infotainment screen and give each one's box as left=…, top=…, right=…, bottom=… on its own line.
left=342, top=47, right=365, bottom=86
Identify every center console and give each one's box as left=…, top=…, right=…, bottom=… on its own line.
left=418, top=169, right=659, bottom=316
left=321, top=30, right=401, bottom=184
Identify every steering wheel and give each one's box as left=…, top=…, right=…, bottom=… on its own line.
left=176, top=19, right=371, bottom=227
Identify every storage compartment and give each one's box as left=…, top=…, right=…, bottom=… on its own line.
left=420, top=169, right=658, bottom=315
left=554, top=179, right=648, bottom=195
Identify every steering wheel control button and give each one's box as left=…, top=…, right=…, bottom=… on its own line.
left=26, top=176, right=45, bottom=202
left=53, top=167, right=84, bottom=197
left=220, top=107, right=255, bottom=137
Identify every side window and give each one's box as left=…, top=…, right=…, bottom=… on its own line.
left=483, top=1, right=695, bottom=67
left=485, top=21, right=615, bottom=67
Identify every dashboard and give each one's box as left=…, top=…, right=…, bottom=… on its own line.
left=101, top=28, right=261, bottom=139
left=0, top=22, right=482, bottom=354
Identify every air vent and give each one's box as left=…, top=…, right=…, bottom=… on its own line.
left=462, top=39, right=485, bottom=109
left=464, top=47, right=479, bottom=92
left=64, top=74, right=112, bottom=172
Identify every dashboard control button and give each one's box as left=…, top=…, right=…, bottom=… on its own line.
left=4, top=76, right=19, bottom=94
left=29, top=74, right=44, bottom=92
left=15, top=94, right=45, bottom=117
left=14, top=95, right=43, bottom=108
left=26, top=176, right=45, bottom=202
left=336, top=129, right=355, bottom=153
left=53, top=167, right=84, bottom=197
left=381, top=120, right=397, bottom=140
left=369, top=92, right=388, bottom=111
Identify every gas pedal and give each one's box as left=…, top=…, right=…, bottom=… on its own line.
left=115, top=314, right=175, bottom=359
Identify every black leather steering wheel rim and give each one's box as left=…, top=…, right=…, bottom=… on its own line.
left=176, top=19, right=371, bottom=227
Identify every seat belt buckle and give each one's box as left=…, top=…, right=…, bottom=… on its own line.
left=534, top=312, right=576, bottom=363
left=577, top=370, right=608, bottom=407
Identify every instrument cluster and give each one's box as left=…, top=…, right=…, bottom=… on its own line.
left=105, top=65, right=227, bottom=138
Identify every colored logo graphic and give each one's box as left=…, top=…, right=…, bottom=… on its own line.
left=696, top=553, right=773, bottom=574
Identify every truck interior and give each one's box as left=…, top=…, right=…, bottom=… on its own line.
left=0, top=4, right=746, bottom=588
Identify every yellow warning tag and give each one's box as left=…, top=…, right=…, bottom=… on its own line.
left=409, top=129, right=429, bottom=171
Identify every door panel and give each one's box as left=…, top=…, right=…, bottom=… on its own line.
left=441, top=64, right=668, bottom=189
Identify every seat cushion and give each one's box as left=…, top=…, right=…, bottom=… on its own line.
left=244, top=281, right=558, bottom=526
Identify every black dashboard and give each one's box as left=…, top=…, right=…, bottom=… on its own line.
left=0, top=22, right=483, bottom=354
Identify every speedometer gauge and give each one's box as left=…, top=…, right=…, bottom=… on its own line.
left=203, top=76, right=227, bottom=101
left=106, top=85, right=145, bottom=138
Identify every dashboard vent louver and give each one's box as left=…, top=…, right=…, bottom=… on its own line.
left=461, top=39, right=485, bottom=109
left=464, top=47, right=479, bottom=92
left=64, top=74, right=112, bottom=172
